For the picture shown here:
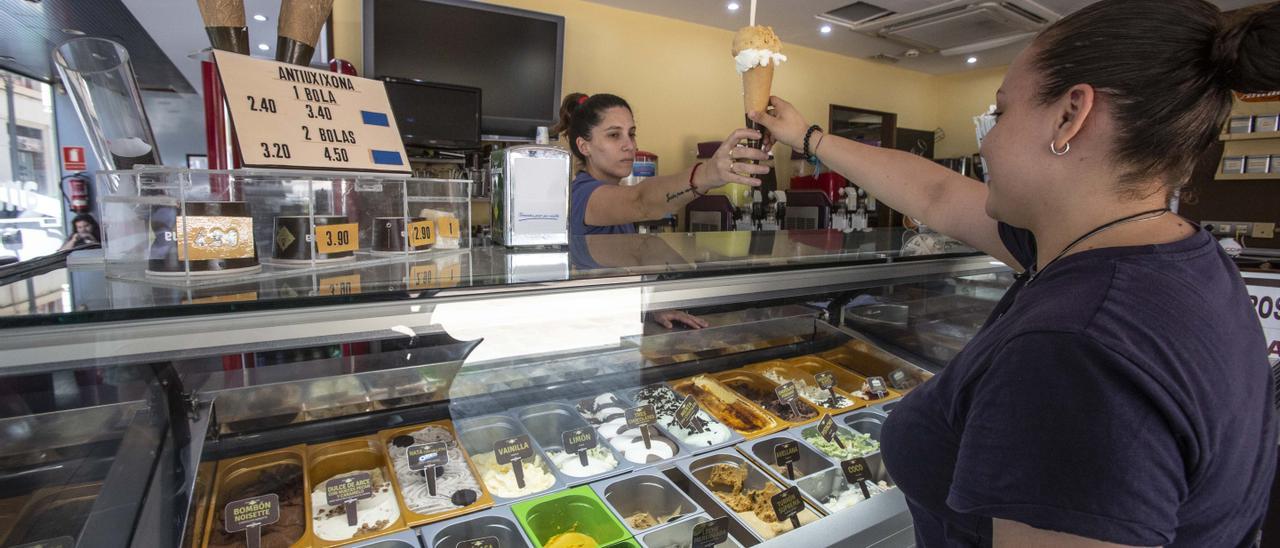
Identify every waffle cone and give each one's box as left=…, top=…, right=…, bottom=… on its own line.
left=197, top=0, right=245, bottom=27
left=742, top=64, right=774, bottom=114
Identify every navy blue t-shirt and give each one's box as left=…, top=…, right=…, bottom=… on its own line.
left=570, top=171, right=637, bottom=236
left=882, top=223, right=1276, bottom=547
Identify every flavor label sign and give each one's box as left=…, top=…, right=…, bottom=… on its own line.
left=675, top=395, right=700, bottom=429
left=769, top=485, right=804, bottom=527
left=841, top=457, right=872, bottom=484
left=457, top=537, right=500, bottom=548
left=865, top=376, right=889, bottom=399
left=625, top=404, right=658, bottom=428
left=213, top=50, right=410, bottom=174
left=224, top=494, right=280, bottom=532
left=774, top=439, right=801, bottom=480
left=691, top=517, right=731, bottom=548
left=494, top=435, right=534, bottom=465
left=325, top=472, right=374, bottom=506
left=562, top=427, right=598, bottom=454
left=407, top=442, right=450, bottom=471
left=774, top=382, right=798, bottom=404
left=815, top=372, right=836, bottom=391
left=817, top=414, right=845, bottom=449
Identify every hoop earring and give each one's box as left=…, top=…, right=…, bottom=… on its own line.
left=1050, top=140, right=1070, bottom=156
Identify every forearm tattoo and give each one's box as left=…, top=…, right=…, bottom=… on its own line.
left=665, top=187, right=694, bottom=202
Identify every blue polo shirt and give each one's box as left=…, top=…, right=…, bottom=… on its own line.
left=882, top=223, right=1276, bottom=547
left=570, top=171, right=637, bottom=236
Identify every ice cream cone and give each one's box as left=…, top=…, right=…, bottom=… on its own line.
left=742, top=64, right=774, bottom=115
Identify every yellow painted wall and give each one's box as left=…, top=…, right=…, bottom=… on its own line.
left=933, top=67, right=1007, bottom=158
left=333, top=0, right=1006, bottom=180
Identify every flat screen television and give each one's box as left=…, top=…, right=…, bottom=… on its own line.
left=365, top=0, right=565, bottom=141
left=382, top=77, right=481, bottom=149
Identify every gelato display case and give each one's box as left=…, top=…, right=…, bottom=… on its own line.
left=0, top=228, right=1011, bottom=547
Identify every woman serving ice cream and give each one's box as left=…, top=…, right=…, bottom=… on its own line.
left=550, top=93, right=768, bottom=237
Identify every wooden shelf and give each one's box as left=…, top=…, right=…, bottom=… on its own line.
left=1220, top=132, right=1280, bottom=142
left=1215, top=172, right=1280, bottom=181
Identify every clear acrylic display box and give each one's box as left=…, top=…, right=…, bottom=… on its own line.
left=95, top=167, right=471, bottom=287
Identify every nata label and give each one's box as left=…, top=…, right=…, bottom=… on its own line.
left=769, top=485, right=804, bottom=522
left=315, top=223, right=358, bottom=253
left=562, top=427, right=598, bottom=454
left=407, top=442, right=449, bottom=471
left=494, top=435, right=534, bottom=465
left=625, top=404, right=658, bottom=428
left=457, top=537, right=500, bottom=548
left=213, top=50, right=410, bottom=173
left=325, top=472, right=374, bottom=506
left=691, top=517, right=731, bottom=548
left=224, top=493, right=280, bottom=532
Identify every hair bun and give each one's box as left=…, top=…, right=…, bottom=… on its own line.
left=1213, top=3, right=1280, bottom=93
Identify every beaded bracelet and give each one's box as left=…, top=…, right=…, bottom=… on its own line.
left=803, top=125, right=823, bottom=160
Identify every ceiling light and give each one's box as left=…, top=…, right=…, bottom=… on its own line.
left=253, top=14, right=268, bottom=22
left=727, top=2, right=740, bottom=11
left=257, top=43, right=270, bottom=51
left=966, top=56, right=978, bottom=64
left=820, top=25, right=832, bottom=34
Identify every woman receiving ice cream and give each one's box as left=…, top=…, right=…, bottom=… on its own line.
left=550, top=93, right=768, bottom=237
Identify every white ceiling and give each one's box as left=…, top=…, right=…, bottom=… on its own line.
left=123, top=0, right=1273, bottom=95
left=581, top=0, right=1271, bottom=74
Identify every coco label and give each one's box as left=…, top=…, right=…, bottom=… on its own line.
left=326, top=472, right=374, bottom=527
left=691, top=517, right=731, bottom=548
left=224, top=493, right=280, bottom=548
left=817, top=414, right=845, bottom=449
left=675, top=395, right=700, bottom=429
left=842, top=457, right=874, bottom=499
left=769, top=485, right=804, bottom=528
left=773, top=440, right=801, bottom=480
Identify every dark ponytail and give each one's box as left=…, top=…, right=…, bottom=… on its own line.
left=1032, top=0, right=1280, bottom=199
left=551, top=92, right=632, bottom=162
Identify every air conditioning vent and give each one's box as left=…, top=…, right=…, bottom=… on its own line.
left=818, top=0, right=1060, bottom=55
left=867, top=53, right=900, bottom=64
left=826, top=1, right=896, bottom=25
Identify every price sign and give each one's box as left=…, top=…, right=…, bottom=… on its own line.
left=773, top=440, right=801, bottom=480
left=213, top=50, right=410, bottom=173
left=408, top=219, right=437, bottom=248
left=817, top=414, right=845, bottom=450
left=408, top=442, right=449, bottom=496
left=495, top=435, right=534, bottom=489
left=691, top=517, right=731, bottom=548
left=769, top=485, right=804, bottom=529
left=325, top=472, right=374, bottom=527
left=562, top=427, right=598, bottom=468
left=408, top=263, right=437, bottom=290
left=457, top=537, right=501, bottom=548
left=675, top=395, right=700, bottom=429
left=223, top=493, right=280, bottom=548
left=314, top=223, right=358, bottom=253
left=438, top=216, right=462, bottom=239
left=626, top=404, right=658, bottom=450
left=319, top=273, right=361, bottom=297
left=841, top=457, right=874, bottom=500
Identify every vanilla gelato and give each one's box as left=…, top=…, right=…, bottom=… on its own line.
left=470, top=451, right=556, bottom=498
